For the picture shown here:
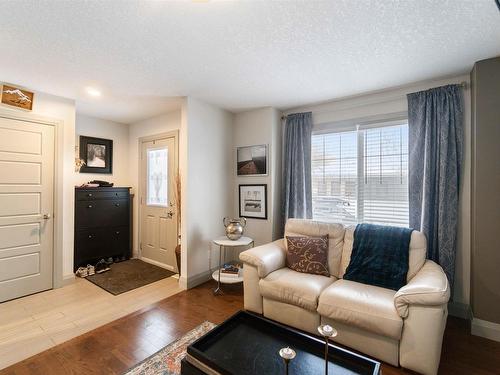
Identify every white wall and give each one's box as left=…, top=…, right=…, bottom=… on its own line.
left=75, top=114, right=130, bottom=186
left=180, top=97, right=234, bottom=288
left=0, top=88, right=77, bottom=283
left=284, top=74, right=472, bottom=310
left=0, top=89, right=230, bottom=291
left=30, top=93, right=77, bottom=282
left=128, top=110, right=182, bottom=257
left=232, top=107, right=282, bottom=246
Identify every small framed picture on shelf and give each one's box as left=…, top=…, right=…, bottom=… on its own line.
left=236, top=144, right=267, bottom=176
left=239, top=184, right=267, bottom=220
left=79, top=136, right=113, bottom=174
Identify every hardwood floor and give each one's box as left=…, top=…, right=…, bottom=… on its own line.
left=2, top=281, right=499, bottom=375
left=0, top=276, right=182, bottom=369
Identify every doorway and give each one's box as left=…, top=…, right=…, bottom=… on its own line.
left=139, top=132, right=179, bottom=272
left=0, top=115, right=55, bottom=302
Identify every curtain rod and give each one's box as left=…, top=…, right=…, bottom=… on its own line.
left=281, top=81, right=468, bottom=120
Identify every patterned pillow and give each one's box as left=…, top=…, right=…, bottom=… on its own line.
left=285, top=235, right=330, bottom=277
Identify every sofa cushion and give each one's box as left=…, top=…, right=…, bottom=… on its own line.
left=285, top=219, right=345, bottom=278
left=317, top=279, right=403, bottom=340
left=339, top=226, right=427, bottom=282
left=286, top=235, right=330, bottom=277
left=259, top=268, right=335, bottom=311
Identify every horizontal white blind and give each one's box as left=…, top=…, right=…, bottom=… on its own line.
left=312, top=131, right=358, bottom=224
left=362, top=125, right=409, bottom=226
left=312, top=123, right=409, bottom=227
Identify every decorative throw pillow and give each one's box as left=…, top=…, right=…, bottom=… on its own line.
left=286, top=235, right=330, bottom=277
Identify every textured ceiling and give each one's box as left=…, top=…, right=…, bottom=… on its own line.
left=0, top=0, right=499, bottom=123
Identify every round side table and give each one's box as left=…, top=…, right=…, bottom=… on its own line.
left=212, top=236, right=254, bottom=295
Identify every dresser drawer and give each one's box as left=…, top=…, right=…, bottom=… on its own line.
left=109, top=226, right=130, bottom=255
left=74, top=229, right=108, bottom=266
left=74, top=227, right=130, bottom=269
left=76, top=199, right=129, bottom=228
left=76, top=190, right=129, bottom=201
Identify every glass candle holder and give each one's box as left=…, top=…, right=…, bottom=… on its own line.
left=279, top=347, right=296, bottom=375
left=318, top=324, right=338, bottom=375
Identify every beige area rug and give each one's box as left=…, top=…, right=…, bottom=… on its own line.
left=86, top=259, right=175, bottom=295
left=124, top=321, right=216, bottom=375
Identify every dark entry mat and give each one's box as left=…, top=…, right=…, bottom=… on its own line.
left=86, top=259, right=175, bottom=295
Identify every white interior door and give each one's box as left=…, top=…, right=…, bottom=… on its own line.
left=0, top=115, right=54, bottom=303
left=140, top=135, right=178, bottom=271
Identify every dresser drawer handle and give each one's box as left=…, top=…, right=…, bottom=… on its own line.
left=88, top=235, right=93, bottom=239
left=115, top=203, right=120, bottom=207
left=88, top=204, right=93, bottom=208
left=115, top=231, right=120, bottom=235
left=87, top=193, right=93, bottom=197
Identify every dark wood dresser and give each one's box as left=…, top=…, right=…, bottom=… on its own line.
left=74, top=187, right=132, bottom=271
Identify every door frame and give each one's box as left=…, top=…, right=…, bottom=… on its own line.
left=137, top=130, right=179, bottom=271
left=0, top=108, right=64, bottom=290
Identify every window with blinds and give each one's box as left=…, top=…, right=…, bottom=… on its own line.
left=311, top=122, right=409, bottom=227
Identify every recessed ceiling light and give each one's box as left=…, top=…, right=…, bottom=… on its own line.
left=86, top=87, right=101, bottom=97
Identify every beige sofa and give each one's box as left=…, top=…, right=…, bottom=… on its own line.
left=239, top=219, right=450, bottom=375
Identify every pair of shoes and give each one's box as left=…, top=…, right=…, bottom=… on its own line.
left=95, top=259, right=110, bottom=274
left=76, top=267, right=88, bottom=278
left=87, top=264, right=95, bottom=276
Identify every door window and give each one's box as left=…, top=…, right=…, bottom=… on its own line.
left=147, top=147, right=168, bottom=207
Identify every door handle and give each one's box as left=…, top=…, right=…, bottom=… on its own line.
left=42, top=214, right=51, bottom=220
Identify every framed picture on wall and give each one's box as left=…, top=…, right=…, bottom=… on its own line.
left=1, top=84, right=34, bottom=111
left=79, top=136, right=113, bottom=174
left=239, top=184, right=267, bottom=220
left=236, top=144, right=267, bottom=176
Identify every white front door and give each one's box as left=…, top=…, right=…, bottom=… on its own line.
left=0, top=115, right=55, bottom=303
left=140, top=135, right=178, bottom=271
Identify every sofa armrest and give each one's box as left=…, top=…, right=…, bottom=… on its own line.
left=239, top=239, right=286, bottom=278
left=394, top=260, right=450, bottom=318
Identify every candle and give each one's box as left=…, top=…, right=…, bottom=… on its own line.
left=279, top=347, right=296, bottom=360
left=318, top=324, right=337, bottom=338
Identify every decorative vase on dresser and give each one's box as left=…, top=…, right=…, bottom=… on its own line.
left=74, top=187, right=132, bottom=271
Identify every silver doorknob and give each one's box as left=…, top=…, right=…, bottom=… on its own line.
left=43, top=214, right=51, bottom=220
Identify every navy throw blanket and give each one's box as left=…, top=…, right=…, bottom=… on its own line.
left=343, top=224, right=413, bottom=291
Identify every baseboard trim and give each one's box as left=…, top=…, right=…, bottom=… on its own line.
left=471, top=318, right=500, bottom=342
left=186, top=269, right=212, bottom=289
left=140, top=256, right=176, bottom=272
left=179, top=275, right=188, bottom=290
left=61, top=274, right=75, bottom=287
left=448, top=301, right=472, bottom=319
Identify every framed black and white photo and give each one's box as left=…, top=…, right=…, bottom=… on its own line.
left=237, top=144, right=267, bottom=176
left=79, top=136, right=113, bottom=174
left=239, top=184, right=267, bottom=220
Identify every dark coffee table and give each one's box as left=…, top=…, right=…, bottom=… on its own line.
left=181, top=310, right=380, bottom=375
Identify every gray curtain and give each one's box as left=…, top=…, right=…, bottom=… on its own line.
left=407, top=84, right=463, bottom=286
left=282, top=112, right=313, bottom=227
